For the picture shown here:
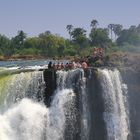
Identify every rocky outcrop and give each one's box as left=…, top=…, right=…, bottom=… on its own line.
left=121, top=67, right=140, bottom=140
left=112, top=52, right=140, bottom=140
left=106, top=52, right=140, bottom=140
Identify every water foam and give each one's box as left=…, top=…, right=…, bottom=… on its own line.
left=99, top=69, right=130, bottom=140
left=46, top=89, right=76, bottom=140
left=0, top=99, right=47, bottom=140
left=0, top=71, right=44, bottom=112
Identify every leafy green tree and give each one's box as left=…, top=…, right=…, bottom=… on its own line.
left=0, top=35, right=12, bottom=56
left=71, top=27, right=87, bottom=47
left=16, top=30, right=26, bottom=45
left=113, top=24, right=123, bottom=39
left=24, top=37, right=41, bottom=49
left=136, top=24, right=140, bottom=33
left=1, top=21, right=140, bottom=57
left=117, top=27, right=140, bottom=46
left=38, top=33, right=66, bottom=56
left=129, top=25, right=137, bottom=32
left=64, top=40, right=79, bottom=56
left=66, top=25, right=73, bottom=40
left=11, top=30, right=26, bottom=51
left=39, top=31, right=51, bottom=38
left=89, top=28, right=110, bottom=47
left=90, top=19, right=98, bottom=31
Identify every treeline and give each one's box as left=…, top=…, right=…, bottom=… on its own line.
left=0, top=19, right=140, bottom=58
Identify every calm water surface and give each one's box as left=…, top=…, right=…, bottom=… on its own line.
left=0, top=59, right=68, bottom=68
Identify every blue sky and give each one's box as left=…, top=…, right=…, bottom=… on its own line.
left=0, top=0, right=140, bottom=38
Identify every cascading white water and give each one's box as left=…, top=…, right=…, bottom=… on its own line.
left=0, top=69, right=89, bottom=140
left=55, top=69, right=81, bottom=139
left=0, top=71, right=44, bottom=112
left=46, top=89, right=76, bottom=140
left=80, top=70, right=90, bottom=140
left=56, top=69, right=80, bottom=90
left=0, top=98, right=47, bottom=140
left=98, top=69, right=130, bottom=140
left=56, top=69, right=90, bottom=140
left=0, top=67, right=130, bottom=140
left=0, top=70, right=47, bottom=140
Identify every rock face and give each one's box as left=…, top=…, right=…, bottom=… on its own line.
left=121, top=68, right=140, bottom=140
left=105, top=52, right=140, bottom=139
left=114, top=52, right=140, bottom=140
left=86, top=66, right=140, bottom=140
left=86, top=69, right=107, bottom=140
left=43, top=69, right=57, bottom=106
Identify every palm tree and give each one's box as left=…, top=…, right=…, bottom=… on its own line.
left=71, top=27, right=87, bottom=47
left=90, top=19, right=98, bottom=31
left=66, top=25, right=73, bottom=40
left=17, top=30, right=26, bottom=45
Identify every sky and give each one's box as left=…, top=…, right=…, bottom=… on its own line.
left=0, top=0, right=140, bottom=38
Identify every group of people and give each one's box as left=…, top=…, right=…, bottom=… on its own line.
left=93, top=47, right=104, bottom=59
left=47, top=47, right=105, bottom=70
left=48, top=61, right=88, bottom=70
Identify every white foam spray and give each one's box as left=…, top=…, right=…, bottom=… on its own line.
left=98, top=69, right=130, bottom=140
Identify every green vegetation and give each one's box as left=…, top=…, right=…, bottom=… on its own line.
left=0, top=20, right=140, bottom=60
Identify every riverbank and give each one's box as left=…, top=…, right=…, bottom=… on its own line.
left=0, top=52, right=140, bottom=71
left=106, top=51, right=140, bottom=72
left=0, top=55, right=47, bottom=61
left=0, top=54, right=76, bottom=61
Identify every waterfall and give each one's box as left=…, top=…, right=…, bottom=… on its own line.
left=98, top=69, right=130, bottom=140
left=0, top=99, right=47, bottom=140
left=0, top=68, right=130, bottom=140
left=0, top=69, right=90, bottom=140
left=0, top=71, right=45, bottom=112
left=46, top=89, right=76, bottom=140
left=80, top=71, right=90, bottom=140
left=54, top=69, right=90, bottom=140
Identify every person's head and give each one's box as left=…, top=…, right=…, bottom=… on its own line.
left=48, top=61, right=52, bottom=65
left=93, top=47, right=97, bottom=51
